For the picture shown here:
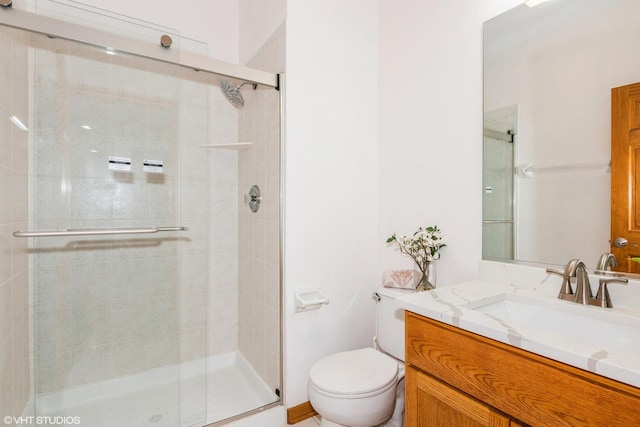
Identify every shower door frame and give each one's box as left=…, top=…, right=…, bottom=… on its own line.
left=1, top=4, right=285, bottom=425
left=0, top=6, right=279, bottom=89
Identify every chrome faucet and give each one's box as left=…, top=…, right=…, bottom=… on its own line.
left=596, top=252, right=617, bottom=272
left=549, top=258, right=628, bottom=308
left=573, top=261, right=592, bottom=305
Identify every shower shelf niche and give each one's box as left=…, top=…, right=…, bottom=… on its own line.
left=197, top=142, right=252, bottom=149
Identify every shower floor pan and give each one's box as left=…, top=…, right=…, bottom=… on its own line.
left=33, top=351, right=277, bottom=427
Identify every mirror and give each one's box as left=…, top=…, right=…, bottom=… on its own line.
left=482, top=0, right=640, bottom=268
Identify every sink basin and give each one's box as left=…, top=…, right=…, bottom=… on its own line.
left=467, top=293, right=640, bottom=355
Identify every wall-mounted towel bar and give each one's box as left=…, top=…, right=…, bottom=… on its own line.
left=12, top=226, right=188, bottom=238
left=515, top=161, right=610, bottom=178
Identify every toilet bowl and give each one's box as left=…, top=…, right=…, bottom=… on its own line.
left=308, top=288, right=408, bottom=427
left=308, top=347, right=402, bottom=427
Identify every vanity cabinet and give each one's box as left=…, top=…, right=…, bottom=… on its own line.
left=405, top=312, right=640, bottom=426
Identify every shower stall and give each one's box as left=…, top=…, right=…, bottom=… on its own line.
left=0, top=6, right=282, bottom=427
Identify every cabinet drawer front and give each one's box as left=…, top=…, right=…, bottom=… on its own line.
left=406, top=312, right=640, bottom=426
left=406, top=366, right=511, bottom=427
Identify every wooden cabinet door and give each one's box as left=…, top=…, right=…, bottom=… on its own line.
left=405, top=366, right=513, bottom=427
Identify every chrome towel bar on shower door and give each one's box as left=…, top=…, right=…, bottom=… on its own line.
left=12, top=226, right=188, bottom=238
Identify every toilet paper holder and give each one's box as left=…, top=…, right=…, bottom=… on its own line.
left=295, top=290, right=329, bottom=312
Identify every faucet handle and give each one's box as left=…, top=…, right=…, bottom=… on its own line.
left=546, top=266, right=574, bottom=301
left=591, top=278, right=628, bottom=308
left=545, top=268, right=564, bottom=277
left=547, top=258, right=582, bottom=301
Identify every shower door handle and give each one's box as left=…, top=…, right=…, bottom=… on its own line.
left=12, top=226, right=188, bottom=238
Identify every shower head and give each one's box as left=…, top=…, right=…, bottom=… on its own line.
left=220, top=80, right=244, bottom=107
left=220, top=79, right=256, bottom=108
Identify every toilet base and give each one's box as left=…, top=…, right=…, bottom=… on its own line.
left=384, top=376, right=405, bottom=427
left=318, top=414, right=401, bottom=427
left=317, top=378, right=404, bottom=427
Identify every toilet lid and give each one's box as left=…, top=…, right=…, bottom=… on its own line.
left=309, top=348, right=398, bottom=395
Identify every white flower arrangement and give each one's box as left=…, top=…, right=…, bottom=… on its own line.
left=386, top=226, right=445, bottom=290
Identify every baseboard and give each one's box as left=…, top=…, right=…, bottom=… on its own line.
left=287, top=401, right=317, bottom=424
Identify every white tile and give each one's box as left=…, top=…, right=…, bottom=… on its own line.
left=284, top=416, right=321, bottom=427
left=0, top=280, right=12, bottom=348
left=0, top=166, right=12, bottom=225
left=0, top=225, right=12, bottom=284
left=0, top=107, right=11, bottom=170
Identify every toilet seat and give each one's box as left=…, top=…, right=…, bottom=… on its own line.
left=309, top=348, right=398, bottom=398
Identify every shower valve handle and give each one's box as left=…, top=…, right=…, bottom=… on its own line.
left=244, top=193, right=262, bottom=203
left=245, top=185, right=261, bottom=213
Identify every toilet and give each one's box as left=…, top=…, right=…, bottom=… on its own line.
left=308, top=288, right=408, bottom=427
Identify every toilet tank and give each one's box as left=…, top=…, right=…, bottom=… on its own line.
left=374, top=287, right=410, bottom=361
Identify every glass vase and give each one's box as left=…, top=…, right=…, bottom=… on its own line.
left=415, top=262, right=435, bottom=292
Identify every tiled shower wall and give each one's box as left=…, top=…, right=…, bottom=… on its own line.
left=205, top=85, right=240, bottom=357
left=238, top=23, right=284, bottom=391
left=0, top=26, right=30, bottom=419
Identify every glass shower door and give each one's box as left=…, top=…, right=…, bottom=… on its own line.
left=8, top=8, right=283, bottom=425
left=27, top=32, right=208, bottom=427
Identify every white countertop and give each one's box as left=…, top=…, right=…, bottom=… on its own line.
left=395, top=278, right=640, bottom=389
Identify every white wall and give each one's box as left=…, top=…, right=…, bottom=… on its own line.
left=284, top=0, right=379, bottom=407
left=239, top=0, right=286, bottom=65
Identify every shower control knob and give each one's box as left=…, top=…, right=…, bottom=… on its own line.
left=245, top=185, right=261, bottom=213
